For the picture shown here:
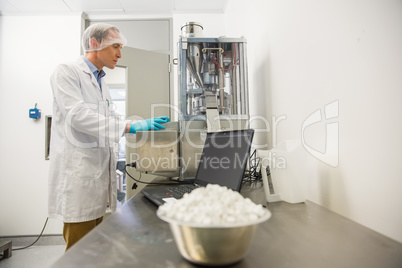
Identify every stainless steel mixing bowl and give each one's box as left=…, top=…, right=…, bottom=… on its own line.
left=157, top=209, right=271, bottom=266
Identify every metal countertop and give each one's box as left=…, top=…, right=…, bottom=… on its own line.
left=51, top=181, right=402, bottom=268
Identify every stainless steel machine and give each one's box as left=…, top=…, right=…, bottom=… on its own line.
left=133, top=22, right=250, bottom=180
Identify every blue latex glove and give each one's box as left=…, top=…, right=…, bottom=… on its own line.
left=129, top=116, right=170, bottom=133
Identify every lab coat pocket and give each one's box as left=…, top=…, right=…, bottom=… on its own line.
left=72, top=148, right=104, bottom=180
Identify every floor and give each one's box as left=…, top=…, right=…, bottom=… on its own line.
left=0, top=205, right=126, bottom=268
left=0, top=234, right=66, bottom=267
left=1, top=186, right=126, bottom=268
left=0, top=245, right=66, bottom=268
left=0, top=202, right=126, bottom=268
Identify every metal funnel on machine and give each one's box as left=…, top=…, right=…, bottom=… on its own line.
left=181, top=22, right=204, bottom=89
left=186, top=44, right=204, bottom=88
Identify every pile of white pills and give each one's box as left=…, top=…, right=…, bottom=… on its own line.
left=157, top=184, right=268, bottom=225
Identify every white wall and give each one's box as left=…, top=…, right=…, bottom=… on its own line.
left=0, top=14, right=82, bottom=235
left=225, top=0, right=402, bottom=243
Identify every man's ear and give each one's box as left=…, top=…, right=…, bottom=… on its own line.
left=90, top=38, right=100, bottom=49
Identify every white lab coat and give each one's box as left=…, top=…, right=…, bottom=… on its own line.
left=48, top=57, right=127, bottom=223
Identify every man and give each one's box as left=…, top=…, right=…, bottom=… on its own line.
left=48, top=23, right=169, bottom=251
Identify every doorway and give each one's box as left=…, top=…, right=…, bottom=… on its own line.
left=104, top=66, right=127, bottom=207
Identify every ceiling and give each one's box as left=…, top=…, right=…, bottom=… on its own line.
left=0, top=0, right=228, bottom=15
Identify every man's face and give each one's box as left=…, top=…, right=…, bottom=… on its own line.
left=97, top=43, right=123, bottom=69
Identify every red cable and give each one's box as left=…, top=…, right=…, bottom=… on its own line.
left=212, top=43, right=237, bottom=71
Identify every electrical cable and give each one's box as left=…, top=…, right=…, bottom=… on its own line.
left=12, top=217, right=49, bottom=251
left=211, top=43, right=239, bottom=101
left=212, top=42, right=237, bottom=72
left=126, top=148, right=261, bottom=188
left=125, top=163, right=193, bottom=187
left=243, top=149, right=262, bottom=183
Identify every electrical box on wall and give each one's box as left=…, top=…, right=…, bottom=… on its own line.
left=29, top=103, right=41, bottom=120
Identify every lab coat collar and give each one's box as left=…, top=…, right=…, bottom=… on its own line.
left=77, top=57, right=103, bottom=93
left=77, top=57, right=92, bottom=75
left=82, top=56, right=98, bottom=74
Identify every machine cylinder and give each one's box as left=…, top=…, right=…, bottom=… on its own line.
left=181, top=22, right=203, bottom=37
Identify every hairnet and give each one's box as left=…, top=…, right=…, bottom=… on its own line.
left=82, top=23, right=127, bottom=52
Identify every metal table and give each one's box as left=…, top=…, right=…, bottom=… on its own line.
left=52, top=181, right=402, bottom=267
